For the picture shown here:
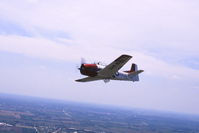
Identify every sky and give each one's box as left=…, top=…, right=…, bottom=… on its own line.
left=0, top=0, right=199, bottom=115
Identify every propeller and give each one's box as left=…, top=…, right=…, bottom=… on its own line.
left=77, top=58, right=86, bottom=70
left=81, top=58, right=86, bottom=64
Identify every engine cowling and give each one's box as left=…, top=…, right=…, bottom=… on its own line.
left=79, top=64, right=98, bottom=77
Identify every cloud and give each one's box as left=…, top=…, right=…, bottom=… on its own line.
left=0, top=35, right=78, bottom=61
left=0, top=0, right=198, bottom=63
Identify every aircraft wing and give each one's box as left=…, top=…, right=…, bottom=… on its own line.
left=98, top=54, right=132, bottom=77
left=75, top=76, right=102, bottom=82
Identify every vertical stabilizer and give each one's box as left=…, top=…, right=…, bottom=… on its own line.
left=124, top=63, right=138, bottom=73
left=130, top=63, right=137, bottom=72
left=127, top=64, right=144, bottom=82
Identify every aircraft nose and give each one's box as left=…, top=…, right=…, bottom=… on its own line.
left=80, top=64, right=85, bottom=70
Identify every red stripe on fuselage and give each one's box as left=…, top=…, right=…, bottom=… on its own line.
left=83, top=64, right=97, bottom=68
left=80, top=64, right=98, bottom=77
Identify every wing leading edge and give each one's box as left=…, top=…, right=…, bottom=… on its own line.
left=98, top=54, right=132, bottom=78
left=75, top=76, right=102, bottom=82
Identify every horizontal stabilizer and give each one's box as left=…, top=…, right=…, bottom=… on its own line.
left=128, top=70, right=144, bottom=82
left=128, top=70, right=144, bottom=76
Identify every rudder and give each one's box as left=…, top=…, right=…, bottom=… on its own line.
left=124, top=63, right=138, bottom=73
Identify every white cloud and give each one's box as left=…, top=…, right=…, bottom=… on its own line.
left=0, top=0, right=198, bottom=70
left=0, top=0, right=199, bottom=55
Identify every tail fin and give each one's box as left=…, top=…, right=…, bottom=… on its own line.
left=126, top=64, right=144, bottom=82
left=124, top=63, right=137, bottom=73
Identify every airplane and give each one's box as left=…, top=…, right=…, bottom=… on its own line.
left=75, top=54, right=144, bottom=83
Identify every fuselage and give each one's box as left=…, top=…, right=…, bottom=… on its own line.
left=79, top=63, right=132, bottom=81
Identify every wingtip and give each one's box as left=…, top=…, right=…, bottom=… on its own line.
left=121, top=54, right=132, bottom=58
